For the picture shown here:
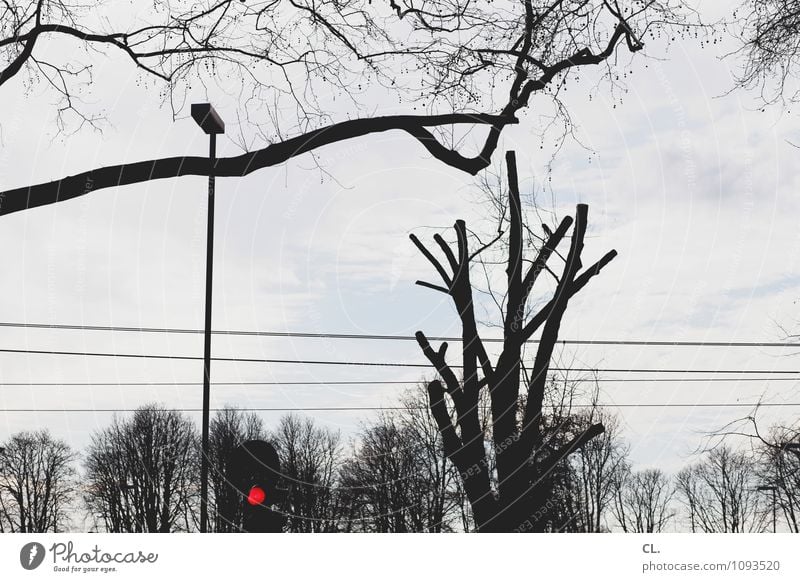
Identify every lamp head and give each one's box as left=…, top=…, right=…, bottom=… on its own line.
left=191, top=103, right=225, bottom=135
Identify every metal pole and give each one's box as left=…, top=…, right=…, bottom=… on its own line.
left=199, top=133, right=216, bottom=533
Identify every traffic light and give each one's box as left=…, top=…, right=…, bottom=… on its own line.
left=228, top=440, right=287, bottom=532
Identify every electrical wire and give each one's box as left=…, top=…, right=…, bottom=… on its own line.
left=1, top=321, right=799, bottom=348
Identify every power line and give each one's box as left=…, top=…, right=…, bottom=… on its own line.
left=1, top=403, right=798, bottom=413
left=1, top=377, right=800, bottom=387
left=5, top=346, right=800, bottom=374
left=1, top=321, right=799, bottom=348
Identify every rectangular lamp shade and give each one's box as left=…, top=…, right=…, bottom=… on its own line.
left=191, top=103, right=225, bottom=135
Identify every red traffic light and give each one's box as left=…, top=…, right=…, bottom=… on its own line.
left=247, top=485, right=266, bottom=506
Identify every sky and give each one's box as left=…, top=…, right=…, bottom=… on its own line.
left=1, top=1, right=800, bottom=494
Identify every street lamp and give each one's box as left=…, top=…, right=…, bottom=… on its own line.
left=756, top=485, right=777, bottom=533
left=191, top=103, right=225, bottom=534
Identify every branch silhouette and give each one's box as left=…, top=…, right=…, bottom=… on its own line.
left=0, top=113, right=516, bottom=217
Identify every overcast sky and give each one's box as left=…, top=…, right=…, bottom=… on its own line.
left=1, top=1, right=799, bottom=488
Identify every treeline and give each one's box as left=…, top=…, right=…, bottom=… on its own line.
left=0, top=390, right=798, bottom=533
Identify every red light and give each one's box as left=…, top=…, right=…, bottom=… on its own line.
left=247, top=485, right=266, bottom=506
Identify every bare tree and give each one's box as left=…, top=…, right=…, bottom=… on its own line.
left=340, top=411, right=463, bottom=532
left=340, top=385, right=472, bottom=532
left=271, top=413, right=343, bottom=532
left=411, top=150, right=616, bottom=532
left=0, top=1, right=692, bottom=217
left=675, top=445, right=767, bottom=533
left=755, top=425, right=800, bottom=532
left=554, top=411, right=629, bottom=532
left=733, top=0, right=800, bottom=104
left=0, top=430, right=76, bottom=533
left=83, top=404, right=200, bottom=532
left=613, top=468, right=675, bottom=533
left=208, top=406, right=267, bottom=532
left=396, top=385, right=474, bottom=532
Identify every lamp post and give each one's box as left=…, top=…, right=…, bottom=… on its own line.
left=756, top=485, right=777, bottom=533
left=191, top=103, right=225, bottom=534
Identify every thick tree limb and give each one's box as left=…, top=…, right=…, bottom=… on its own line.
left=414, top=280, right=449, bottom=294
left=523, top=204, right=589, bottom=434
left=540, top=422, right=605, bottom=476
left=412, top=221, right=493, bottom=381
left=519, top=206, right=609, bottom=460
left=519, top=215, right=574, bottom=310
left=504, top=150, right=525, bottom=338
left=426, top=379, right=463, bottom=463
left=0, top=113, right=517, bottom=217
left=415, top=332, right=462, bottom=402
left=409, top=232, right=453, bottom=290
left=433, top=233, right=458, bottom=272
left=519, top=249, right=618, bottom=341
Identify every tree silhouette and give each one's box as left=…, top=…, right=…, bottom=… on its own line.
left=553, top=411, right=629, bottom=532
left=0, top=1, right=691, bottom=216
left=338, top=387, right=471, bottom=532
left=612, top=468, right=675, bottom=533
left=676, top=445, right=767, bottom=533
left=735, top=0, right=800, bottom=104
left=83, top=404, right=199, bottom=532
left=707, top=410, right=800, bottom=532
left=0, top=430, right=76, bottom=533
left=754, top=426, right=800, bottom=532
left=411, top=150, right=616, bottom=532
left=271, top=414, right=343, bottom=533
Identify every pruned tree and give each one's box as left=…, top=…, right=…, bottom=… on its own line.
left=410, top=150, right=616, bottom=532
left=83, top=403, right=200, bottom=532
left=612, top=468, right=675, bottom=533
left=271, top=413, right=343, bottom=533
left=675, top=445, right=767, bottom=533
left=0, top=1, right=692, bottom=216
left=0, top=429, right=76, bottom=533
left=208, top=406, right=267, bottom=532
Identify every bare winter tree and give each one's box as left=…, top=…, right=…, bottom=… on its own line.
left=411, top=150, right=616, bottom=532
left=755, top=426, right=800, bottom=533
left=339, top=385, right=473, bottom=532
left=727, top=416, right=800, bottom=532
left=734, top=0, right=800, bottom=103
left=553, top=411, right=629, bottom=532
left=707, top=410, right=800, bottom=532
left=0, top=430, right=76, bottom=533
left=612, top=468, right=675, bottom=533
left=208, top=406, right=267, bottom=533
left=83, top=404, right=200, bottom=532
left=396, top=385, right=474, bottom=532
left=0, top=1, right=692, bottom=217
left=340, top=411, right=460, bottom=532
left=271, top=414, right=343, bottom=533
left=675, top=445, right=767, bottom=533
